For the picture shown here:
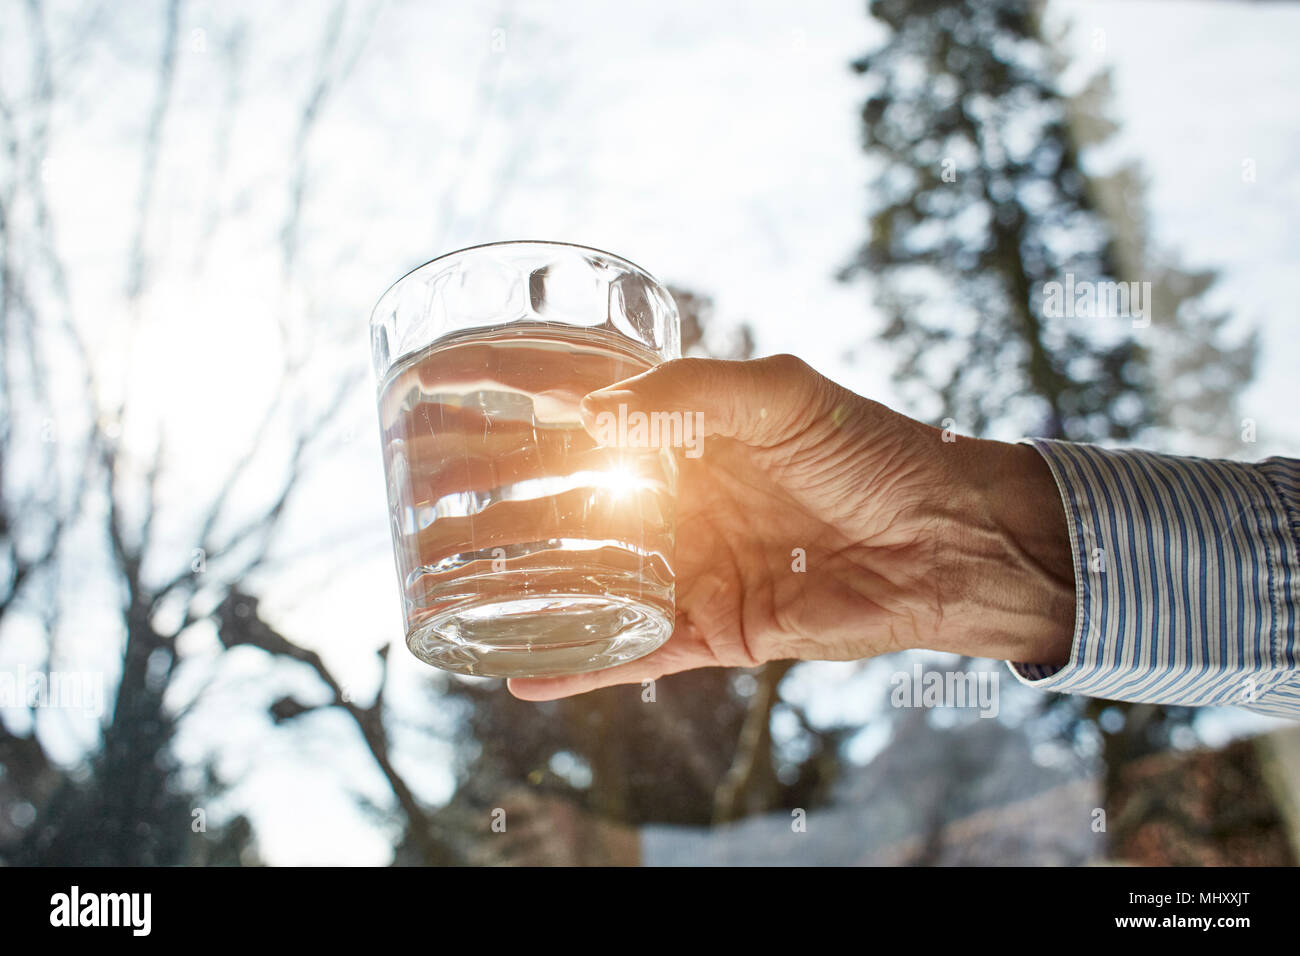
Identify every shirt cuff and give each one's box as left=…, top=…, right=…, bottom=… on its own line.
left=1005, top=439, right=1300, bottom=711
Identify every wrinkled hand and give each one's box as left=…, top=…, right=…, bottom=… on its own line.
left=509, top=355, right=1074, bottom=701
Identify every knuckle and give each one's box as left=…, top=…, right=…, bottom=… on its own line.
left=760, top=353, right=812, bottom=378
left=760, top=353, right=831, bottom=407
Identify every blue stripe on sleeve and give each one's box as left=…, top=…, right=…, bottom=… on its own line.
left=1007, top=441, right=1300, bottom=717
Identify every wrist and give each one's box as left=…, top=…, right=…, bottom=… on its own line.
left=935, top=438, right=1076, bottom=666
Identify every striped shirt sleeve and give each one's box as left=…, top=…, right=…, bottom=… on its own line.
left=1007, top=439, right=1300, bottom=718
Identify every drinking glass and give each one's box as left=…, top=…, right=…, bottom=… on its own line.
left=370, top=241, right=680, bottom=677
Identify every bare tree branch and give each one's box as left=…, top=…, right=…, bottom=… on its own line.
left=713, top=660, right=795, bottom=824
left=215, top=588, right=448, bottom=863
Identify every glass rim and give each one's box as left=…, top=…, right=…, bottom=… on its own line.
left=369, top=239, right=671, bottom=326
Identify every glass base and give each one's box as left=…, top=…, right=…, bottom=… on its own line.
left=406, top=593, right=673, bottom=678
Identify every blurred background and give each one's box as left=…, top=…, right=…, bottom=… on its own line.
left=2, top=0, right=1299, bottom=865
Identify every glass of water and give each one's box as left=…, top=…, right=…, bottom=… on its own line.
left=370, top=241, right=680, bottom=678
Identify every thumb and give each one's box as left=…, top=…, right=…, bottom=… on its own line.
left=579, top=354, right=840, bottom=448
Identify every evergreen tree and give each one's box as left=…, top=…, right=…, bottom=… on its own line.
left=843, top=0, right=1254, bottom=855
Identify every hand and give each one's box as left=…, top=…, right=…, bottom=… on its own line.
left=508, top=355, right=1075, bottom=701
